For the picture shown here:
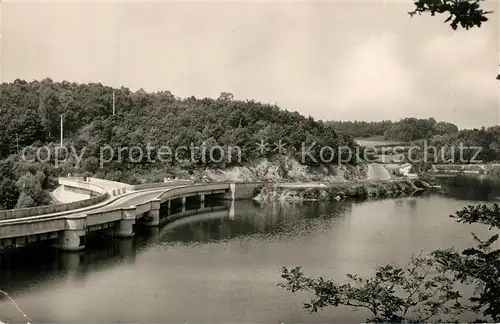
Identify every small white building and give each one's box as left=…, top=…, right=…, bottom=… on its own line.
left=399, top=163, right=418, bottom=178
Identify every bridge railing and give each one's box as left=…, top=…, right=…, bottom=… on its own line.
left=132, top=180, right=194, bottom=191
left=0, top=180, right=109, bottom=221
left=132, top=180, right=271, bottom=191
left=156, top=183, right=230, bottom=201
left=85, top=177, right=135, bottom=191
left=58, top=178, right=106, bottom=196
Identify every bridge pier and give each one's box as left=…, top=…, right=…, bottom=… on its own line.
left=181, top=196, right=186, bottom=212
left=115, top=205, right=137, bottom=237
left=60, top=251, right=83, bottom=268
left=54, top=215, right=87, bottom=252
left=229, top=200, right=235, bottom=219
left=142, top=199, right=161, bottom=227
left=116, top=238, right=136, bottom=263
left=199, top=194, right=205, bottom=209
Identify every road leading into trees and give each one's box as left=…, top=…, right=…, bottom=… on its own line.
left=367, top=163, right=391, bottom=181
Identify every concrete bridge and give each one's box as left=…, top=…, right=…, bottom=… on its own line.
left=0, top=177, right=263, bottom=252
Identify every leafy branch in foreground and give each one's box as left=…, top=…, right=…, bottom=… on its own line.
left=278, top=253, right=463, bottom=323
left=409, top=0, right=492, bottom=30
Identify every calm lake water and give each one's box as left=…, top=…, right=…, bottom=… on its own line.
left=1, top=176, right=499, bottom=323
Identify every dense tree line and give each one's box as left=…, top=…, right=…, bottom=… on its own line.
left=447, top=126, right=500, bottom=162
left=0, top=159, right=56, bottom=210
left=407, top=126, right=500, bottom=165
left=384, top=118, right=458, bottom=142
left=329, top=118, right=459, bottom=142
left=327, top=120, right=393, bottom=138
left=0, top=79, right=356, bottom=163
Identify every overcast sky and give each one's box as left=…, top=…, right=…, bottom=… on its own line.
left=1, top=0, right=498, bottom=129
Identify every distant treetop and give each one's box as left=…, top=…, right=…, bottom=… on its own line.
left=410, top=0, right=492, bottom=30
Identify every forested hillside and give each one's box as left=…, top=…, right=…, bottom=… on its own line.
left=0, top=79, right=358, bottom=210
left=1, top=78, right=497, bottom=211
left=384, top=118, right=459, bottom=142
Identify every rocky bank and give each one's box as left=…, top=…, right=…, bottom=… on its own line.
left=122, top=156, right=369, bottom=184
left=99, top=156, right=428, bottom=203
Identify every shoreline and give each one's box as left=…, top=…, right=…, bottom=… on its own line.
left=253, top=178, right=429, bottom=203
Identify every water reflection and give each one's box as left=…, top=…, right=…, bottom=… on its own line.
left=0, top=178, right=492, bottom=295
left=0, top=177, right=498, bottom=323
left=158, top=200, right=354, bottom=243
left=0, top=239, right=142, bottom=294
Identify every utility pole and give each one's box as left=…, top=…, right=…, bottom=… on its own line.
left=112, top=90, right=116, bottom=116
left=497, top=45, right=500, bottom=80
left=497, top=0, right=500, bottom=82
left=60, top=114, right=63, bottom=147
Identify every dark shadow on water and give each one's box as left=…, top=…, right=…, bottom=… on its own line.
left=0, top=235, right=147, bottom=294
